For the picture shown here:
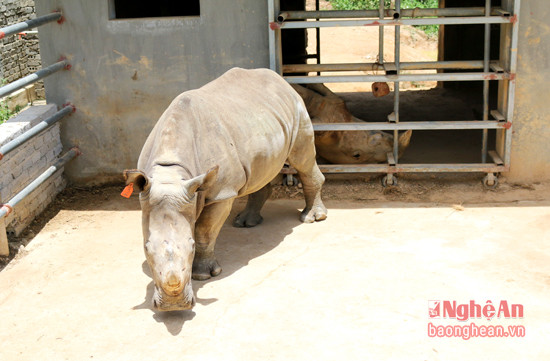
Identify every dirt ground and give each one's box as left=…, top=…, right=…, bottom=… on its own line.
left=0, top=181, right=549, bottom=360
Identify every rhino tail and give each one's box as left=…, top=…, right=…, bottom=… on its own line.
left=398, top=130, right=412, bottom=155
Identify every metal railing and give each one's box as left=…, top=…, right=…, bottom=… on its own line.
left=0, top=11, right=79, bottom=257
left=268, top=0, right=520, bottom=188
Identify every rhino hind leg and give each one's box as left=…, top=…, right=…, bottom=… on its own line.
left=192, top=199, right=234, bottom=280
left=233, top=183, right=272, bottom=228
left=288, top=122, right=328, bottom=223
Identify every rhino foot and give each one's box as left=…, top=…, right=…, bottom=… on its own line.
left=192, top=257, right=222, bottom=281
left=233, top=210, right=264, bottom=228
left=300, top=205, right=328, bottom=223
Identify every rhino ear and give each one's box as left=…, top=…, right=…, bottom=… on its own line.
left=123, top=169, right=149, bottom=192
left=185, top=166, right=219, bottom=194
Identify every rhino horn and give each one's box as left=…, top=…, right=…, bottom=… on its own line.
left=398, top=130, right=413, bottom=156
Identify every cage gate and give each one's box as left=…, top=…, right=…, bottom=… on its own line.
left=268, top=0, right=520, bottom=188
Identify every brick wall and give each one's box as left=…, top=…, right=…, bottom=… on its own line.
left=0, top=104, right=65, bottom=235
left=0, top=0, right=44, bottom=98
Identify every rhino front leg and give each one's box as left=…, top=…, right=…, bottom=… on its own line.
left=192, top=198, right=234, bottom=281
left=233, top=183, right=272, bottom=228
left=288, top=121, right=328, bottom=223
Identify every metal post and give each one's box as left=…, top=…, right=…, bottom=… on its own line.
left=0, top=105, right=74, bottom=161
left=393, top=0, right=401, bottom=164
left=481, top=0, right=491, bottom=163
left=268, top=0, right=276, bottom=71
left=379, top=0, right=385, bottom=64
left=316, top=0, right=321, bottom=75
left=0, top=59, right=69, bottom=99
left=0, top=12, right=62, bottom=40
left=278, top=7, right=506, bottom=20
left=504, top=0, right=520, bottom=167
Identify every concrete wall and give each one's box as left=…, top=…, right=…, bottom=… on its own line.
left=0, top=104, right=65, bottom=236
left=34, top=0, right=550, bottom=183
left=508, top=1, right=550, bottom=181
left=0, top=0, right=44, bottom=99
left=35, top=0, right=269, bottom=184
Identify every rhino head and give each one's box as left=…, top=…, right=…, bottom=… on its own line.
left=124, top=165, right=218, bottom=311
left=292, top=83, right=412, bottom=164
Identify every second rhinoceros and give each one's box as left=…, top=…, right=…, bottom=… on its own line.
left=124, top=68, right=327, bottom=311
left=292, top=83, right=412, bottom=164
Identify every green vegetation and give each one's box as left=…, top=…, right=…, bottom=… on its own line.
left=0, top=101, right=22, bottom=124
left=330, top=0, right=439, bottom=38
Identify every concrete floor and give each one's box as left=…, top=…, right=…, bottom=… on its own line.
left=0, top=192, right=549, bottom=360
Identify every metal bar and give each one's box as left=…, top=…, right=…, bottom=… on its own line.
left=393, top=0, right=401, bottom=163
left=0, top=12, right=61, bottom=40
left=0, top=105, right=74, bottom=161
left=285, top=72, right=510, bottom=83
left=378, top=0, right=384, bottom=64
left=316, top=0, right=321, bottom=75
left=276, top=16, right=513, bottom=29
left=317, top=163, right=508, bottom=173
left=283, top=60, right=492, bottom=73
left=504, top=0, right=520, bottom=167
left=0, top=59, right=69, bottom=99
left=312, top=120, right=509, bottom=131
left=268, top=0, right=276, bottom=71
left=482, top=0, right=492, bottom=163
left=0, top=148, right=80, bottom=219
left=278, top=7, right=508, bottom=20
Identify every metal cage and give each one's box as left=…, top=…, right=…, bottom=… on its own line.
left=268, top=0, right=520, bottom=188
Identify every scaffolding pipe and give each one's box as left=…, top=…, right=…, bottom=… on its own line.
left=276, top=16, right=513, bottom=29
left=0, top=59, right=69, bottom=99
left=0, top=12, right=62, bottom=40
left=0, top=148, right=80, bottom=219
left=285, top=72, right=510, bottom=84
left=277, top=7, right=508, bottom=21
left=0, top=105, right=74, bottom=161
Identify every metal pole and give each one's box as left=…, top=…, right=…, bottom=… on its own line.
left=312, top=120, right=509, bottom=131
left=268, top=0, right=276, bottom=71
left=278, top=7, right=505, bottom=20
left=392, top=0, right=401, bottom=164
left=0, top=12, right=62, bottom=40
left=284, top=71, right=510, bottom=83
left=0, top=59, right=69, bottom=99
left=278, top=16, right=512, bottom=29
left=482, top=0, right=491, bottom=163
left=283, top=60, right=491, bottom=73
left=504, top=0, right=520, bottom=167
left=0, top=105, right=74, bottom=161
left=316, top=0, right=321, bottom=75
left=379, top=0, right=385, bottom=64
left=0, top=148, right=80, bottom=219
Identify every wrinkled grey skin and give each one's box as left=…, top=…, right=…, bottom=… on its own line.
left=292, top=83, right=412, bottom=164
left=124, top=68, right=327, bottom=311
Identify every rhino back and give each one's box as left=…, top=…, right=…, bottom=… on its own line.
left=138, top=68, right=306, bottom=203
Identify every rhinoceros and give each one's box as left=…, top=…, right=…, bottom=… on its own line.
left=292, top=83, right=412, bottom=164
left=124, top=68, right=327, bottom=311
